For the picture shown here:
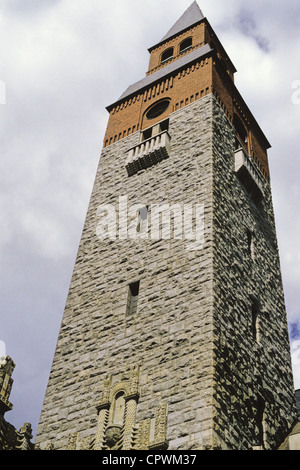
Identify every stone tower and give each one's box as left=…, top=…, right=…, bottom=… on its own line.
left=35, top=2, right=297, bottom=450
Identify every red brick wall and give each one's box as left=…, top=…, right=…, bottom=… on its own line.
left=147, top=22, right=206, bottom=75
left=103, top=20, right=270, bottom=181
left=104, top=57, right=213, bottom=147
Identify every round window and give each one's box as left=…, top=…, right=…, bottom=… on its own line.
left=145, top=99, right=170, bottom=120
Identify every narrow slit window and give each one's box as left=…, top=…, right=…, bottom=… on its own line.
left=254, top=397, right=266, bottom=449
left=247, top=229, right=255, bottom=260
left=136, top=206, right=148, bottom=234
left=127, top=281, right=140, bottom=315
left=251, top=299, right=260, bottom=342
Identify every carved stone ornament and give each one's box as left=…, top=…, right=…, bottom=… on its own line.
left=65, top=365, right=168, bottom=450
left=105, top=425, right=123, bottom=448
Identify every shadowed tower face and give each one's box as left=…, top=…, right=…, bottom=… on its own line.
left=35, top=2, right=297, bottom=450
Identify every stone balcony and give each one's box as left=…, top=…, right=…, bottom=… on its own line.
left=234, top=147, right=265, bottom=202
left=126, top=131, right=171, bottom=176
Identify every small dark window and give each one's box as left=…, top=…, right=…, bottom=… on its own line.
left=254, top=397, right=266, bottom=449
left=161, top=47, right=174, bottom=63
left=159, top=119, right=169, bottom=132
left=145, top=100, right=170, bottom=120
left=141, top=127, right=152, bottom=141
left=141, top=119, right=169, bottom=141
left=179, top=37, right=192, bottom=53
left=233, top=114, right=248, bottom=146
left=126, top=281, right=140, bottom=315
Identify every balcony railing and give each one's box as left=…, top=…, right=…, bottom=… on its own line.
left=234, top=147, right=264, bottom=202
left=126, top=131, right=171, bottom=176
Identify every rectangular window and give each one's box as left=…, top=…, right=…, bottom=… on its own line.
left=136, top=206, right=148, bottom=234
left=126, top=281, right=140, bottom=315
left=140, top=119, right=169, bottom=142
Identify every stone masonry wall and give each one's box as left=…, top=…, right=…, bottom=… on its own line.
left=35, top=94, right=296, bottom=450
left=36, top=95, right=217, bottom=450
left=211, top=98, right=297, bottom=449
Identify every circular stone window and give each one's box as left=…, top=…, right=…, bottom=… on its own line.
left=145, top=99, right=170, bottom=120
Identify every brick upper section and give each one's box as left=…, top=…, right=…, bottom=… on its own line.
left=103, top=17, right=271, bottom=182
left=147, top=22, right=207, bottom=76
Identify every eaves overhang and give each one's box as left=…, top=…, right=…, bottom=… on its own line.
left=106, top=43, right=213, bottom=112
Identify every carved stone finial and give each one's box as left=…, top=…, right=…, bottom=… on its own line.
left=148, top=403, right=168, bottom=450
left=0, top=356, right=15, bottom=413
left=19, top=423, right=33, bottom=440
left=96, top=375, right=112, bottom=410
left=17, top=423, right=34, bottom=450
left=129, top=365, right=140, bottom=397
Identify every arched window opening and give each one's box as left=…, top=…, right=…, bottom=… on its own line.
left=233, top=114, right=248, bottom=149
left=112, top=391, right=125, bottom=426
left=179, top=37, right=192, bottom=53
left=161, top=47, right=174, bottom=64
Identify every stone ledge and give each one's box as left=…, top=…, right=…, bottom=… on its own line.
left=126, top=131, right=171, bottom=176
left=234, top=147, right=265, bottom=203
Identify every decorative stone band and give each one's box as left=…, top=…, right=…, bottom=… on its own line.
left=126, top=131, right=171, bottom=177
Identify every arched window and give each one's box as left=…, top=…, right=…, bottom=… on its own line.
left=161, top=47, right=174, bottom=64
left=179, top=37, right=192, bottom=53
left=233, top=114, right=248, bottom=148
left=112, top=391, right=125, bottom=426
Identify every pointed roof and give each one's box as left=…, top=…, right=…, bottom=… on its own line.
left=149, top=2, right=204, bottom=51
left=161, top=1, right=204, bottom=42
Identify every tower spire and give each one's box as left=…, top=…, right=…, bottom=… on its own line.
left=160, top=1, right=204, bottom=43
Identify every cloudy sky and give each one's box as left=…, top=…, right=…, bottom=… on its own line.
left=0, top=0, right=300, bottom=438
